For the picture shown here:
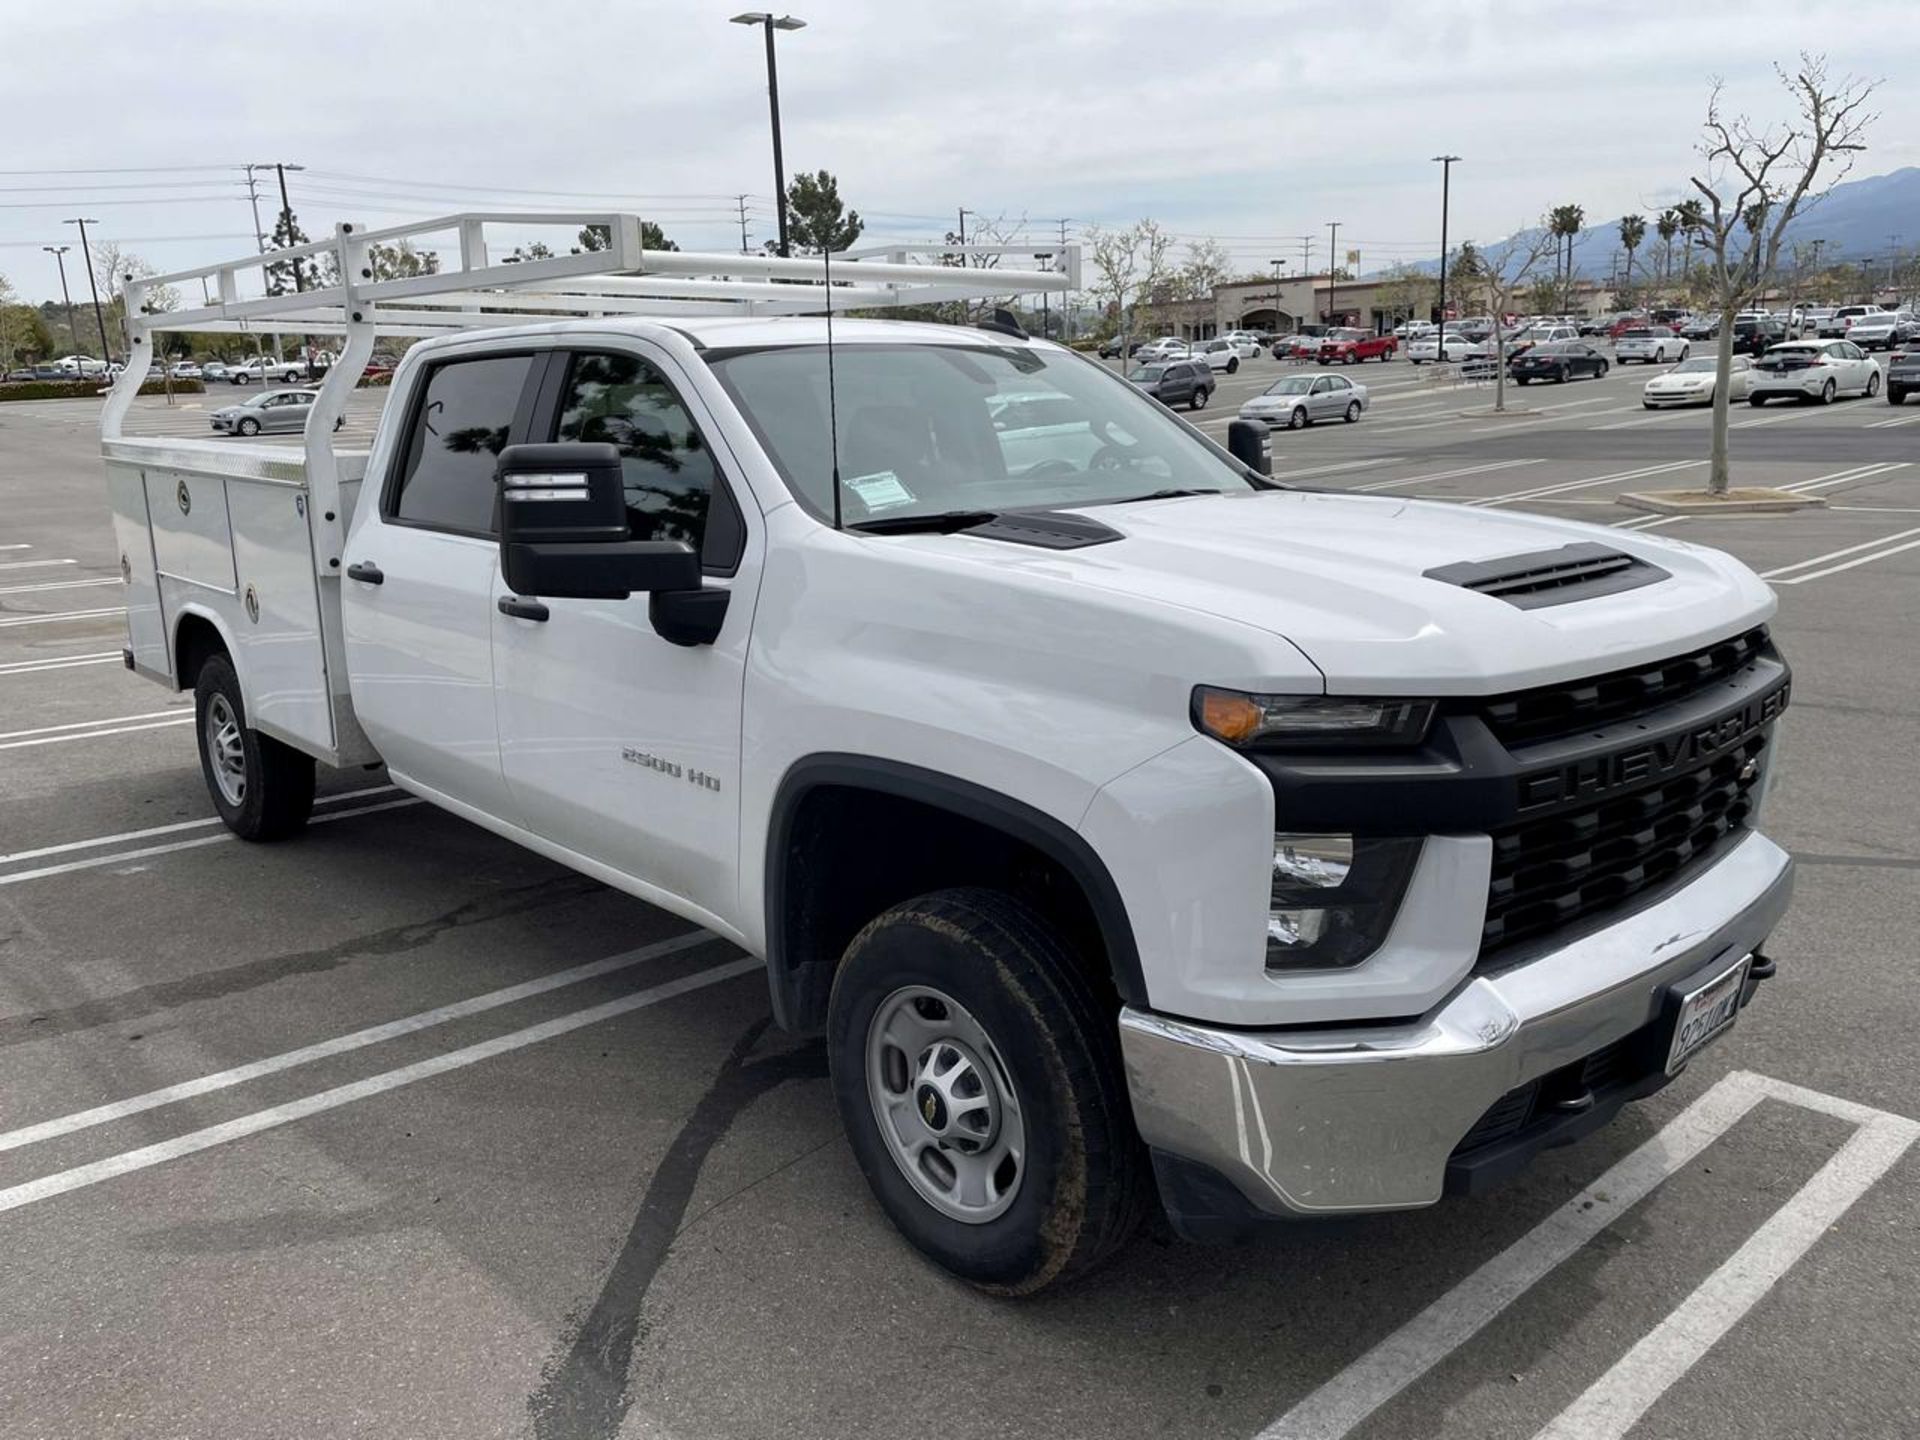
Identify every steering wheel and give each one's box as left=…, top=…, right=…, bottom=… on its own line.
left=1089, top=444, right=1147, bottom=472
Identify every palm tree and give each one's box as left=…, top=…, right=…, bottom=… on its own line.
left=1675, top=199, right=1707, bottom=283
left=1548, top=205, right=1585, bottom=309
left=1656, top=209, right=1680, bottom=282
left=1618, top=214, right=1647, bottom=301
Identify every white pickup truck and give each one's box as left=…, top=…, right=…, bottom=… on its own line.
left=103, top=214, right=1793, bottom=1294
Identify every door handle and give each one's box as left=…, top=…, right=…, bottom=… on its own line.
left=497, top=595, right=550, bottom=622
left=346, top=561, right=383, bottom=585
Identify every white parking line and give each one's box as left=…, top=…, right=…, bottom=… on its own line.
left=0, top=543, right=32, bottom=551
left=1355, top=458, right=1545, bottom=493
left=0, top=795, right=422, bottom=887
left=0, top=928, right=719, bottom=1155
left=1275, top=457, right=1394, bottom=482
left=0, top=558, right=77, bottom=572
left=1468, top=401, right=1639, bottom=434
left=0, top=576, right=121, bottom=596
left=1863, top=412, right=1920, bottom=429
left=1466, top=459, right=1704, bottom=508
left=0, top=708, right=187, bottom=743
left=0, top=607, right=125, bottom=629
left=1258, top=1071, right=1918, bottom=1440
left=1534, top=1098, right=1919, bottom=1440
left=1780, top=461, right=1910, bottom=494
left=1760, top=526, right=1920, bottom=581
left=0, top=651, right=121, bottom=676
left=0, top=955, right=762, bottom=1216
left=0, top=783, right=396, bottom=866
left=1775, top=535, right=1920, bottom=585
left=0, top=716, right=192, bottom=751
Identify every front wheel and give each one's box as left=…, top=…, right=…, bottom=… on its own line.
left=1679, top=346, right=1691, bottom=361
left=1344, top=400, right=1361, bottom=423
left=1288, top=406, right=1307, bottom=430
left=193, top=653, right=314, bottom=841
left=828, top=889, right=1146, bottom=1295
left=236, top=417, right=260, bottom=437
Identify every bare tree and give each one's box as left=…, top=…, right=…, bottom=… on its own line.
left=1084, top=223, right=1141, bottom=339
left=1460, top=221, right=1564, bottom=413
left=1175, top=237, right=1232, bottom=301
left=1690, top=55, right=1877, bottom=494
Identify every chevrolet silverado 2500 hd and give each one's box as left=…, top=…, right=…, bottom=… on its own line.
left=103, top=215, right=1792, bottom=1294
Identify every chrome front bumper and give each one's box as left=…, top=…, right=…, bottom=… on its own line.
left=1119, top=832, right=1793, bottom=1218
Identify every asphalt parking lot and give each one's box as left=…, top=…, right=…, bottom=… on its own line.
left=3, top=360, right=1919, bottom=1440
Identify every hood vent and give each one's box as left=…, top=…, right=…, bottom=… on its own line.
left=1424, top=542, right=1668, bottom=610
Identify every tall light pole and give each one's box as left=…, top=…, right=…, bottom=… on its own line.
left=1270, top=258, right=1287, bottom=332
left=1325, top=221, right=1342, bottom=326
left=1035, top=251, right=1053, bottom=338
left=258, top=162, right=309, bottom=370
left=731, top=13, right=806, bottom=257
left=1432, top=155, right=1460, bottom=361
left=42, top=245, right=77, bottom=356
left=63, top=218, right=113, bottom=365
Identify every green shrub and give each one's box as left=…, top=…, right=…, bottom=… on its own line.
left=0, top=377, right=206, bottom=402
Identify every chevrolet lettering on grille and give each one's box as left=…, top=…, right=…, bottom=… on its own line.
left=1515, top=678, right=1790, bottom=813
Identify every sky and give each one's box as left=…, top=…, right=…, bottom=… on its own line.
left=3, top=0, right=1917, bottom=303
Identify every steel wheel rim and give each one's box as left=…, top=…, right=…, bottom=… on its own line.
left=865, top=985, right=1025, bottom=1225
left=205, top=693, right=246, bottom=806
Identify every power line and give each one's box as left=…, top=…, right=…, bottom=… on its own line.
left=0, top=164, right=245, bottom=176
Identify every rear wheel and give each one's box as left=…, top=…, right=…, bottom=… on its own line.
left=1866, top=370, right=1881, bottom=397
left=1749, top=395, right=1768, bottom=407
left=193, top=653, right=314, bottom=841
left=1820, top=379, right=1836, bottom=404
left=1598, top=361, right=1609, bottom=377
left=1227, top=358, right=1239, bottom=374
left=1891, top=387, right=1908, bottom=406
left=1190, top=387, right=1209, bottom=411
left=828, top=888, right=1146, bottom=1295
left=1344, top=400, right=1362, bottom=423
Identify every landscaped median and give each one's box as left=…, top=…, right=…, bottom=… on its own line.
left=0, top=378, right=206, bottom=402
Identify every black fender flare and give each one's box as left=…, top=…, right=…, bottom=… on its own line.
left=763, top=754, right=1147, bottom=1030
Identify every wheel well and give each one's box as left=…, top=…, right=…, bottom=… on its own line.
left=766, top=770, right=1141, bottom=1034
left=173, top=613, right=228, bottom=689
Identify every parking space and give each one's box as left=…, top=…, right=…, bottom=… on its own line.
left=3, top=380, right=1919, bottom=1439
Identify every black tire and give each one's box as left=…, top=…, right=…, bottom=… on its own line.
left=193, top=653, right=314, bottom=841
left=232, top=372, right=250, bottom=385
left=1819, top=379, right=1836, bottom=405
left=1227, top=358, right=1239, bottom=374
left=1344, top=400, right=1361, bottom=423
left=237, top=417, right=260, bottom=437
left=827, top=888, right=1147, bottom=1295
left=1288, top=406, right=1307, bottom=430
left=1516, top=376, right=1531, bottom=386
left=1643, top=401, right=1658, bottom=409
left=1598, top=361, right=1609, bottom=377
left=1890, top=388, right=1907, bottom=406
left=1556, top=366, right=1570, bottom=383
left=1866, top=370, right=1881, bottom=398
left=1190, top=387, right=1209, bottom=411
left=1749, top=395, right=1768, bottom=407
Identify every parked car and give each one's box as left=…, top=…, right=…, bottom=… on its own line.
left=1843, top=311, right=1906, bottom=350
left=1614, top=326, right=1689, bottom=364
left=1134, top=337, right=1191, bottom=363
left=200, top=361, right=231, bottom=383
left=169, top=361, right=204, bottom=380
left=1748, top=339, right=1881, bottom=405
left=2, top=366, right=38, bottom=383
left=1819, top=305, right=1880, bottom=338
left=1190, top=339, right=1245, bottom=374
left=1218, top=333, right=1264, bottom=359
left=1096, top=336, right=1144, bottom=360
left=209, top=388, right=344, bottom=436
left=1128, top=359, right=1214, bottom=410
left=1317, top=328, right=1398, bottom=365
left=1236, top=372, right=1368, bottom=429
left=228, top=357, right=307, bottom=385
left=1406, top=332, right=1480, bottom=364
left=1680, top=316, right=1720, bottom=341
left=1270, top=334, right=1319, bottom=361
left=1510, top=341, right=1611, bottom=384
left=1886, top=346, right=1919, bottom=404
left=51, top=354, right=108, bottom=377
left=1730, top=317, right=1789, bottom=356
left=1643, top=354, right=1755, bottom=407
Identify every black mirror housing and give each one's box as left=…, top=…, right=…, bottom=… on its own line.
left=496, top=442, right=701, bottom=600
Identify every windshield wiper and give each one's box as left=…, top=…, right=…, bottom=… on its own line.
left=1102, top=488, right=1225, bottom=506
left=846, top=509, right=999, bottom=535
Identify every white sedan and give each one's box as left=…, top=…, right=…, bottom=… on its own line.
left=1406, top=333, right=1480, bottom=364
left=1748, top=340, right=1881, bottom=405
left=1237, top=372, right=1369, bottom=430
left=1642, top=354, right=1753, bottom=407
left=1134, top=337, right=1190, bottom=362
left=1218, top=333, right=1264, bottom=359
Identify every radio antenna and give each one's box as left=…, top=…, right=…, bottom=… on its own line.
left=823, top=243, right=844, bottom=531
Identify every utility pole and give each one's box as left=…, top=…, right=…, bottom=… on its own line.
left=42, top=245, right=77, bottom=356
left=957, top=207, right=970, bottom=249
left=737, top=194, right=751, bottom=254
left=1270, top=258, right=1286, bottom=332
left=1888, top=234, right=1901, bottom=292
left=1056, top=218, right=1073, bottom=336
left=1035, top=252, right=1053, bottom=338
left=63, top=219, right=112, bottom=366
left=729, top=13, right=806, bottom=257
left=264, top=161, right=309, bottom=372
left=241, top=164, right=282, bottom=364
left=1433, top=155, right=1460, bottom=361
left=1325, top=221, right=1341, bottom=326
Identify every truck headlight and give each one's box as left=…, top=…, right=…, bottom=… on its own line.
left=1195, top=688, right=1435, bottom=749
left=1267, top=834, right=1423, bottom=970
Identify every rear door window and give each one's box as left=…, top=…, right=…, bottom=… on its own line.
left=391, top=354, right=538, bottom=535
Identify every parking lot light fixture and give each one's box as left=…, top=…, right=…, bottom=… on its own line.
left=731, top=13, right=807, bottom=258
left=1433, top=155, right=1461, bottom=360
left=42, top=244, right=78, bottom=356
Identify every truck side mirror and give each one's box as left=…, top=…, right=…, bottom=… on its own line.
left=496, top=443, right=700, bottom=601
left=1227, top=419, right=1270, bottom=476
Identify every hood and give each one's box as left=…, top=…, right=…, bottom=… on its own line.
left=918, top=490, right=1775, bottom=693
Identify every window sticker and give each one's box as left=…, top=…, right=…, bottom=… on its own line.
left=846, top=470, right=916, bottom=512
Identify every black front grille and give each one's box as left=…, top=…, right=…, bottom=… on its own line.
left=1481, top=730, right=1767, bottom=955
left=1479, top=626, right=1772, bottom=745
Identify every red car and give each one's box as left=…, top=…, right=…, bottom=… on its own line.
left=1317, top=328, right=1398, bottom=364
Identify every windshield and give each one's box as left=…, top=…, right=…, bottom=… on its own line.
left=706, top=343, right=1255, bottom=523
left=1671, top=357, right=1717, bottom=374
left=1132, top=365, right=1168, bottom=381
left=1262, top=377, right=1315, bottom=396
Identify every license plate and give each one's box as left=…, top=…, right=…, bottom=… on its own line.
left=1665, top=953, right=1752, bottom=1075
